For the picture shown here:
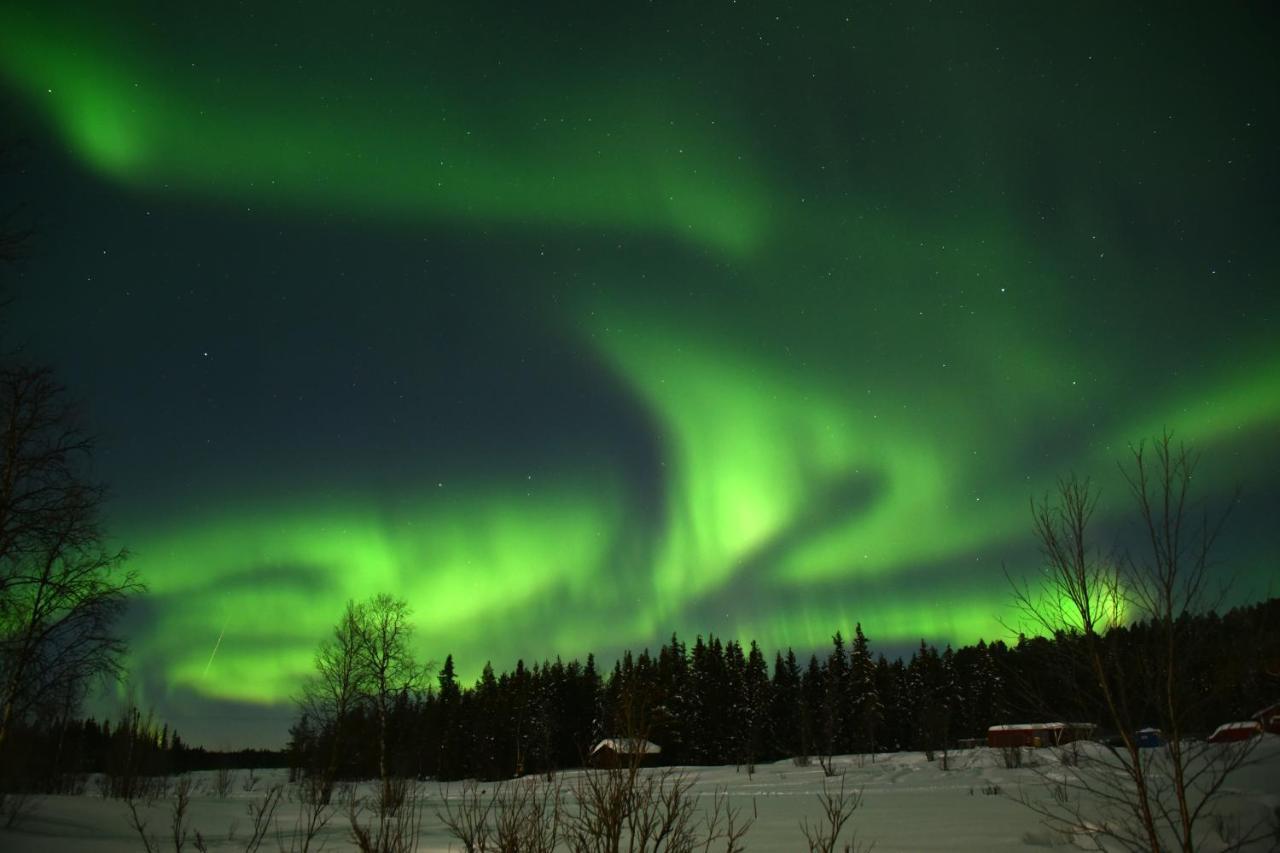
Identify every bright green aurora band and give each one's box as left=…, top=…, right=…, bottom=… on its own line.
left=2, top=4, right=1276, bottom=742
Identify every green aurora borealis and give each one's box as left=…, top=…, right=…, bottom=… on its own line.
left=2, top=3, right=1277, bottom=744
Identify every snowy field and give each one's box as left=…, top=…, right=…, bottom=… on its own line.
left=4, top=737, right=1278, bottom=852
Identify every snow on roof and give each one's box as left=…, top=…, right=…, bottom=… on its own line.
left=590, top=737, right=662, bottom=756
left=1252, top=701, right=1280, bottom=720
left=988, top=722, right=1096, bottom=732
left=1212, top=721, right=1261, bottom=734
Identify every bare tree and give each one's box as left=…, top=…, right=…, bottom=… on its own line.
left=297, top=594, right=425, bottom=845
left=1009, top=432, right=1263, bottom=852
left=437, top=780, right=496, bottom=853
left=438, top=777, right=563, bottom=853
left=169, top=776, right=193, bottom=852
left=355, top=594, right=423, bottom=801
left=297, top=599, right=367, bottom=803
left=0, top=365, right=141, bottom=755
left=213, top=767, right=235, bottom=798
left=559, top=679, right=754, bottom=853
left=799, top=773, right=868, bottom=853
left=347, top=776, right=424, bottom=853
left=561, top=766, right=752, bottom=853
left=0, top=144, right=138, bottom=760
left=284, top=772, right=338, bottom=853
left=124, top=775, right=204, bottom=853
left=243, top=783, right=284, bottom=853
left=300, top=594, right=425, bottom=851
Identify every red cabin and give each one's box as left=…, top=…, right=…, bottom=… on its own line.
left=987, top=722, right=1096, bottom=748
left=1207, top=721, right=1261, bottom=743
left=1251, top=701, right=1280, bottom=735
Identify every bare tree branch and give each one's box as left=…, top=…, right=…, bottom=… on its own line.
left=0, top=365, right=141, bottom=756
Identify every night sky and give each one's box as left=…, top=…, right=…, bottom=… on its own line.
left=2, top=3, right=1277, bottom=747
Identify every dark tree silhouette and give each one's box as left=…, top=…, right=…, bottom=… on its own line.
left=296, top=599, right=366, bottom=800
left=849, top=624, right=882, bottom=760
left=283, top=588, right=1277, bottom=797
left=1008, top=433, right=1267, bottom=852
left=0, top=365, right=141, bottom=758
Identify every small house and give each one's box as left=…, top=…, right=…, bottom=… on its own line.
left=1251, top=701, right=1280, bottom=735
left=987, top=722, right=1096, bottom=748
left=1134, top=728, right=1165, bottom=748
left=589, top=737, right=662, bottom=768
left=1207, top=721, right=1261, bottom=744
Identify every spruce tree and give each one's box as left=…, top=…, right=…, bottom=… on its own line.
left=436, top=654, right=463, bottom=779
left=824, top=632, right=850, bottom=756
left=655, top=633, right=691, bottom=764
left=801, top=654, right=824, bottom=762
left=744, top=640, right=771, bottom=768
left=849, top=623, right=882, bottom=759
left=768, top=649, right=802, bottom=758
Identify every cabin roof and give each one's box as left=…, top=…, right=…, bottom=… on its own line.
left=988, top=722, right=1095, bottom=732
left=590, top=737, right=662, bottom=756
left=1212, top=721, right=1261, bottom=733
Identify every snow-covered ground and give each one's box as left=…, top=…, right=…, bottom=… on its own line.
left=4, top=737, right=1278, bottom=851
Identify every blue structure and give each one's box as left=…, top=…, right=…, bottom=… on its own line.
left=1135, top=728, right=1165, bottom=748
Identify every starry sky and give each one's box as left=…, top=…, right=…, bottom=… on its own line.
left=1, top=2, right=1277, bottom=747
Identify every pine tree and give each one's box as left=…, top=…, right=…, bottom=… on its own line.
left=655, top=633, right=691, bottom=764
left=723, top=640, right=749, bottom=767
left=688, top=636, right=712, bottom=763
left=824, top=631, right=850, bottom=757
left=743, top=640, right=771, bottom=769
left=908, top=641, right=950, bottom=760
left=436, top=654, right=464, bottom=779
left=472, top=661, right=501, bottom=780
left=848, top=623, right=882, bottom=759
left=583, top=653, right=605, bottom=753
left=510, top=659, right=532, bottom=776
left=800, top=654, right=824, bottom=762
left=768, top=649, right=802, bottom=758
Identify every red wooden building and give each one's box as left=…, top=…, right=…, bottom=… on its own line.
left=1251, top=701, right=1280, bottom=735
left=1208, top=721, right=1261, bottom=743
left=987, top=722, right=1096, bottom=748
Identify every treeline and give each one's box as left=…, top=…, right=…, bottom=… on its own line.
left=287, top=597, right=1278, bottom=783
left=2, top=708, right=288, bottom=795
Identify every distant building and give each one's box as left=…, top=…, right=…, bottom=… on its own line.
left=1134, top=728, right=1164, bottom=748
left=1207, top=721, right=1261, bottom=744
left=589, top=737, right=662, bottom=768
left=987, top=722, right=1096, bottom=748
left=1102, top=728, right=1165, bottom=749
left=1251, top=701, right=1280, bottom=735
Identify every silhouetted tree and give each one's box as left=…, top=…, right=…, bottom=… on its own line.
left=801, top=654, right=824, bottom=765
left=434, top=654, right=464, bottom=779
left=1009, top=433, right=1264, bottom=852
left=297, top=600, right=365, bottom=799
left=0, top=366, right=141, bottom=758
left=848, top=624, right=881, bottom=759
left=768, top=649, right=803, bottom=758
left=822, top=632, right=850, bottom=760
left=285, top=589, right=1277, bottom=802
